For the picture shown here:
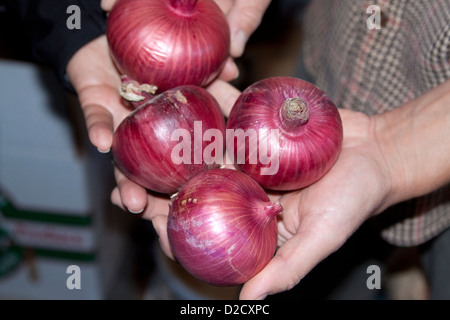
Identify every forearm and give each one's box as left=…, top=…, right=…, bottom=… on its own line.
left=374, top=79, right=450, bottom=211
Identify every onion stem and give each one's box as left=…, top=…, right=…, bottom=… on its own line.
left=170, top=0, right=198, bottom=13
left=280, top=97, right=309, bottom=130
left=118, top=75, right=157, bottom=109
left=259, top=202, right=283, bottom=224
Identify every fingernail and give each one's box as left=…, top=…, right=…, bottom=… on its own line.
left=128, top=208, right=144, bottom=215
left=97, top=147, right=111, bottom=154
left=154, top=224, right=162, bottom=238
left=255, top=293, right=268, bottom=300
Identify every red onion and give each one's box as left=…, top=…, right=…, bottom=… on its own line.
left=112, top=85, right=226, bottom=195
left=167, top=168, right=281, bottom=286
left=226, top=76, right=343, bottom=191
left=107, top=0, right=230, bottom=93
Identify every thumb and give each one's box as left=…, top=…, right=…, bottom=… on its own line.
left=227, top=0, right=271, bottom=57
left=239, top=207, right=349, bottom=300
left=239, top=232, right=333, bottom=300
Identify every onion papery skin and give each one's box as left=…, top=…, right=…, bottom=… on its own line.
left=112, top=85, right=226, bottom=195
left=226, top=77, right=343, bottom=191
left=107, top=0, right=230, bottom=93
left=167, top=168, right=281, bottom=286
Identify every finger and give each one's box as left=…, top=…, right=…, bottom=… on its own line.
left=101, top=0, right=117, bottom=11
left=77, top=83, right=129, bottom=152
left=111, top=186, right=125, bottom=210
left=206, top=80, right=241, bottom=117
left=152, top=215, right=175, bottom=260
left=213, top=0, right=234, bottom=15
left=114, top=167, right=148, bottom=214
left=266, top=190, right=284, bottom=204
left=218, top=57, right=239, bottom=82
left=82, top=103, right=114, bottom=153
left=111, top=180, right=171, bottom=221
left=239, top=225, right=344, bottom=300
left=239, top=192, right=349, bottom=300
left=227, top=0, right=271, bottom=57
left=140, top=194, right=171, bottom=221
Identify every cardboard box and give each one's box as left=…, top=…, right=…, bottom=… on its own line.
left=0, top=59, right=132, bottom=299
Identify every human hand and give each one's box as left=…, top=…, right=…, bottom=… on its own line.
left=66, top=35, right=159, bottom=214
left=101, top=0, right=271, bottom=117
left=67, top=34, right=177, bottom=257
left=239, top=109, right=394, bottom=299
left=101, top=0, right=269, bottom=255
left=67, top=0, right=271, bottom=257
left=205, top=0, right=272, bottom=116
left=101, top=0, right=271, bottom=58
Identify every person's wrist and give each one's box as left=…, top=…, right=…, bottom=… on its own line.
left=371, top=112, right=409, bottom=214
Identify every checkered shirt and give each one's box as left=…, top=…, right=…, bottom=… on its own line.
left=301, top=0, right=450, bottom=246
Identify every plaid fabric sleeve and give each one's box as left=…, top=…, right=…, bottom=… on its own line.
left=301, top=0, right=450, bottom=246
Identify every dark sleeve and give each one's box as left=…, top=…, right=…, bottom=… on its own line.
left=3, top=0, right=107, bottom=93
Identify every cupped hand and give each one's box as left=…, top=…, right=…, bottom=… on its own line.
left=206, top=0, right=272, bottom=116
left=66, top=35, right=149, bottom=211
left=102, top=0, right=271, bottom=58
left=68, top=0, right=270, bottom=258
left=239, top=109, right=394, bottom=299
left=101, top=0, right=270, bottom=117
